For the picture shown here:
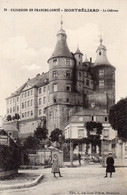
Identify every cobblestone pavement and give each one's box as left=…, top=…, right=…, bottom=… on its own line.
left=0, top=164, right=127, bottom=195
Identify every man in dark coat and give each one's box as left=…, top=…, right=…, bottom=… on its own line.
left=78, top=153, right=81, bottom=165
left=104, top=153, right=115, bottom=178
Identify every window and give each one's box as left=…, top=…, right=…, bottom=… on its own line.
left=43, top=108, right=46, bottom=114
left=66, top=98, right=69, bottom=103
left=31, top=99, right=33, bottom=106
left=22, top=113, right=24, bottom=118
left=25, top=92, right=27, bottom=97
left=66, top=59, right=70, bottom=65
left=13, top=107, right=15, bottom=112
left=17, top=97, right=19, bottom=102
left=54, top=97, right=57, bottom=103
left=53, top=84, right=57, bottom=92
left=22, top=93, right=24, bottom=98
left=31, top=90, right=33, bottom=95
left=10, top=99, right=12, bottom=104
left=78, top=129, right=84, bottom=138
left=99, top=51, right=101, bottom=55
left=66, top=71, right=71, bottom=77
left=66, top=85, right=71, bottom=91
left=27, top=111, right=29, bottom=117
left=25, top=102, right=27, bottom=108
left=25, top=112, right=27, bottom=118
left=99, top=80, right=104, bottom=88
left=43, top=87, right=46, bottom=92
left=53, top=59, right=58, bottom=65
left=105, top=117, right=108, bottom=122
left=39, top=109, right=42, bottom=115
left=53, top=71, right=58, bottom=78
left=13, top=98, right=15, bottom=103
left=39, top=98, right=42, bottom=105
left=7, top=109, right=9, bottom=114
left=99, top=69, right=104, bottom=77
left=86, top=79, right=89, bottom=86
left=28, top=91, right=30, bottom=96
left=43, top=97, right=46, bottom=104
left=22, top=102, right=24, bottom=109
left=28, top=100, right=30, bottom=107
left=31, top=110, right=33, bottom=116
left=39, top=88, right=42, bottom=94
left=10, top=108, right=12, bottom=113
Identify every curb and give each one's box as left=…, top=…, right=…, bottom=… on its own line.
left=0, top=174, right=44, bottom=191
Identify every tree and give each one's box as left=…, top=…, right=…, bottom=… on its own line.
left=34, top=127, right=48, bottom=141
left=15, top=113, right=20, bottom=120
left=23, top=136, right=39, bottom=150
left=50, top=128, right=62, bottom=142
left=109, top=97, right=127, bottom=141
left=7, top=115, right=12, bottom=121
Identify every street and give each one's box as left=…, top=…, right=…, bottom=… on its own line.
left=0, top=164, right=127, bottom=195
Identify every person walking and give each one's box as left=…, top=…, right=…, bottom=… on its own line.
left=104, top=152, right=115, bottom=178
left=52, top=154, right=63, bottom=177
left=78, top=153, right=81, bottom=165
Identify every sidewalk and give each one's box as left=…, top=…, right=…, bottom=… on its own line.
left=0, top=170, right=44, bottom=191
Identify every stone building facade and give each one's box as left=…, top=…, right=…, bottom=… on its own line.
left=5, top=24, right=116, bottom=136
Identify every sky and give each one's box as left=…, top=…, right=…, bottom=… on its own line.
left=0, top=0, right=127, bottom=117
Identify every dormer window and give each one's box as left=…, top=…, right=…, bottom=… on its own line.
left=99, top=52, right=101, bottom=55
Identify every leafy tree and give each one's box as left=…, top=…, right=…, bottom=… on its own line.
left=7, top=115, right=12, bottom=121
left=34, top=127, right=48, bottom=141
left=50, top=128, right=62, bottom=142
left=15, top=113, right=20, bottom=120
left=23, top=136, right=39, bottom=150
left=109, top=97, right=127, bottom=141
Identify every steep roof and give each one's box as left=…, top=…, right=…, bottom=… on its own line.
left=94, top=38, right=111, bottom=66
left=48, top=28, right=73, bottom=61
left=6, top=72, right=49, bottom=99
left=2, top=124, right=18, bottom=132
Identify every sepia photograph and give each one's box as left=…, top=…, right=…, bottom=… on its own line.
left=0, top=0, right=127, bottom=194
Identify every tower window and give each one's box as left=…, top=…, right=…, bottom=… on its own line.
left=105, top=117, right=108, bottom=122
left=99, top=69, right=104, bottom=77
left=66, top=85, right=71, bottom=91
left=66, top=71, right=71, bottom=77
left=66, top=98, right=69, bottom=103
left=99, top=80, right=104, bottom=88
left=53, top=59, right=58, bottom=65
left=66, top=59, right=70, bottom=65
left=86, top=79, right=89, bottom=86
left=53, top=71, right=58, bottom=78
left=99, top=52, right=101, bottom=55
left=54, top=97, right=57, bottom=103
left=53, top=84, right=57, bottom=92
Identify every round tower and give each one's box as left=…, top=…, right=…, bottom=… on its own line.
left=92, top=37, right=116, bottom=111
left=47, top=22, right=84, bottom=132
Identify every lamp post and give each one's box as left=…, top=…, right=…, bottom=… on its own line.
left=70, top=139, right=73, bottom=167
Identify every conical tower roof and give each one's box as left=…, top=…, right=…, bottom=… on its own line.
left=94, top=37, right=111, bottom=66
left=48, top=24, right=73, bottom=61
left=74, top=46, right=83, bottom=55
